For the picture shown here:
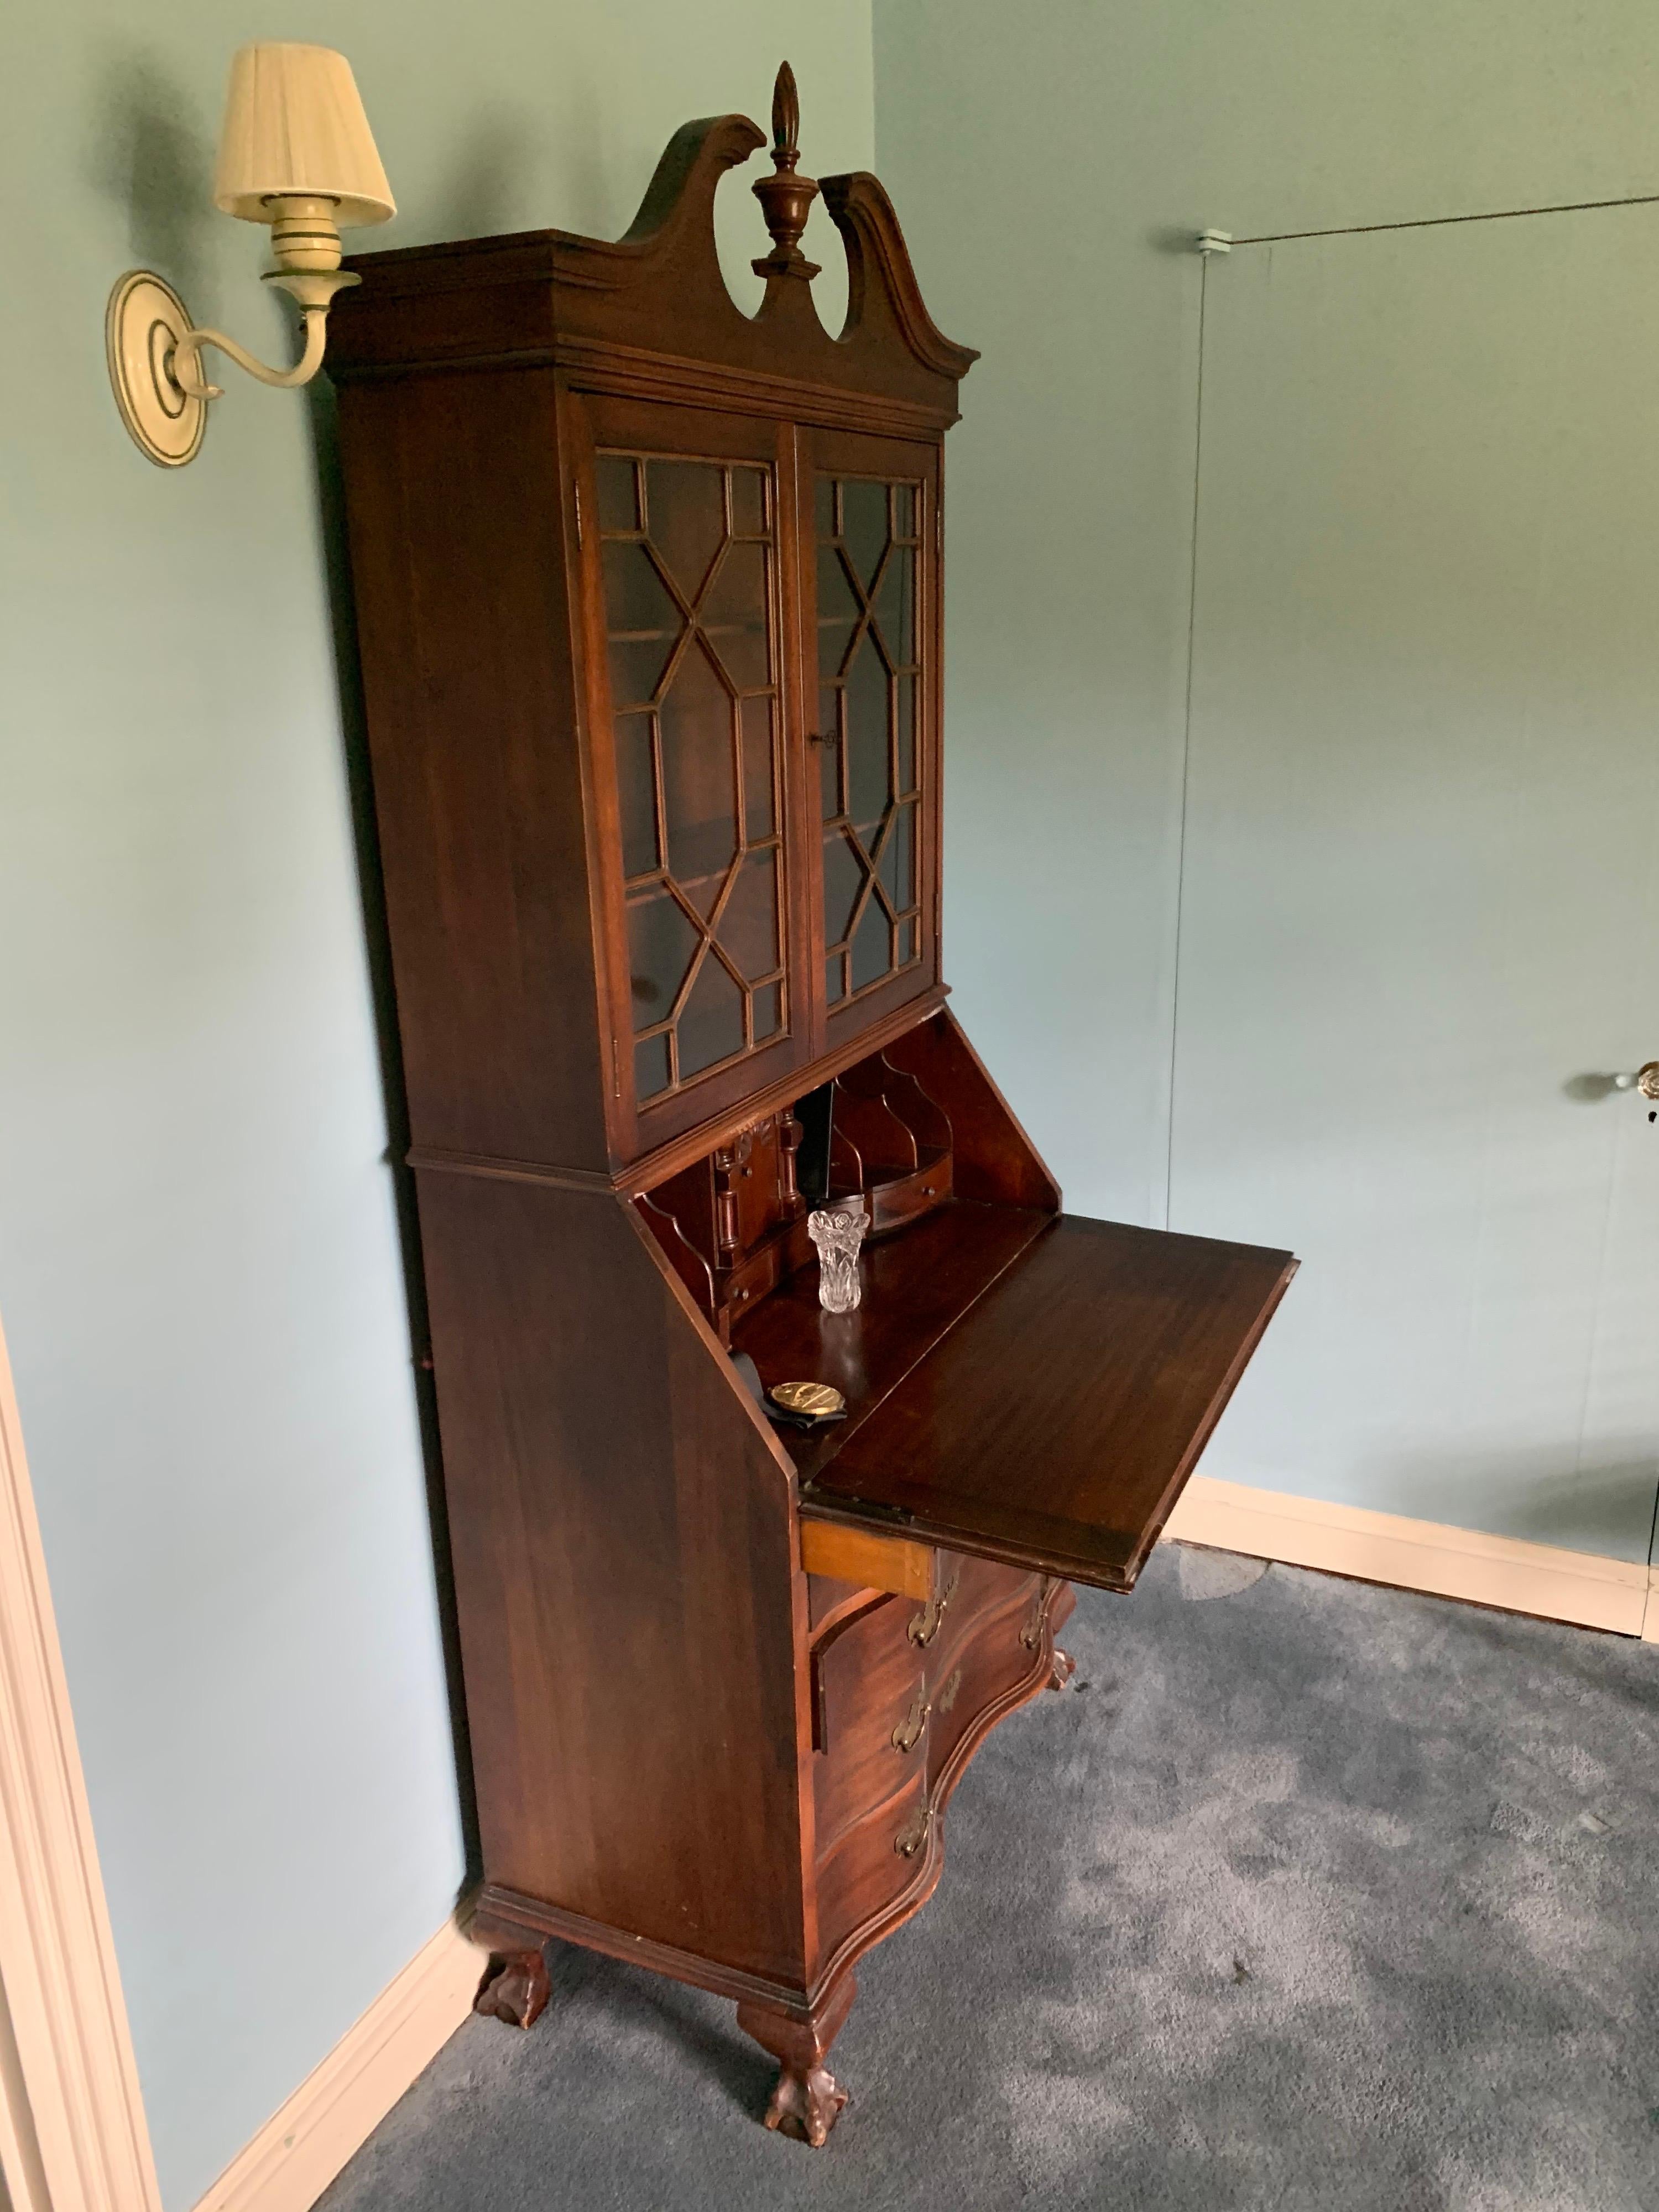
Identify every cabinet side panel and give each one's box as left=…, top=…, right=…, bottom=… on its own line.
left=418, top=1172, right=809, bottom=1986
left=336, top=368, right=611, bottom=1170
left=884, top=1008, right=1062, bottom=1209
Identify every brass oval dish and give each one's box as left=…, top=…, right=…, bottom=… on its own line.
left=768, top=1380, right=846, bottom=1418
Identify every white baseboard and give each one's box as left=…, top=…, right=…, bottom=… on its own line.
left=1167, top=1474, right=1657, bottom=1640
left=191, top=1918, right=485, bottom=2212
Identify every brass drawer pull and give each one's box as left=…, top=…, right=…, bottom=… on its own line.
left=894, top=1801, right=933, bottom=1859
left=1020, top=1576, right=1058, bottom=1653
left=907, top=1564, right=959, bottom=1648
left=891, top=1689, right=929, bottom=1754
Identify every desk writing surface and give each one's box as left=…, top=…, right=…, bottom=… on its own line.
left=732, top=1201, right=1051, bottom=1482
left=800, top=1215, right=1297, bottom=1591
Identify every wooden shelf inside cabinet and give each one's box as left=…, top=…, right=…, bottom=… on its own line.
left=797, top=1216, right=1297, bottom=1592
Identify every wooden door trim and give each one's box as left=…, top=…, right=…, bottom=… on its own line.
left=0, top=1303, right=163, bottom=2211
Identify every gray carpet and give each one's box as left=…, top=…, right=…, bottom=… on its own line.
left=320, top=1547, right=1659, bottom=2211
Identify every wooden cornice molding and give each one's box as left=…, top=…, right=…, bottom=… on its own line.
left=332, top=65, right=977, bottom=416
left=0, top=1312, right=162, bottom=2212
left=821, top=171, right=980, bottom=382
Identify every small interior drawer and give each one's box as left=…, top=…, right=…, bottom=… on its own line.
left=800, top=1517, right=933, bottom=1599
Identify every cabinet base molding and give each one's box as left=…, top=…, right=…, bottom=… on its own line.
left=471, top=1888, right=824, bottom=2016
left=190, top=1917, right=486, bottom=2212
left=1165, top=1475, right=1657, bottom=1640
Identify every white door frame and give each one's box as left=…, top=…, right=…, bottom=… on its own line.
left=0, top=1302, right=161, bottom=2211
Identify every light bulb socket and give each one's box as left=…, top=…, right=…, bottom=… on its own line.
left=266, top=195, right=344, bottom=273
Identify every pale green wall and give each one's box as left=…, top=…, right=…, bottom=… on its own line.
left=0, top=8, right=872, bottom=2206
left=873, top=0, right=1659, bottom=1225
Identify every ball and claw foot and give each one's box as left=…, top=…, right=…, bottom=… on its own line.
left=474, top=1947, right=550, bottom=2030
left=737, top=1973, right=856, bottom=2148
left=1048, top=1645, right=1076, bottom=1691
left=763, top=2063, right=849, bottom=2147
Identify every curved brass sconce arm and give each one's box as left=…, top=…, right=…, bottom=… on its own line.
left=167, top=267, right=358, bottom=403
left=168, top=311, right=329, bottom=401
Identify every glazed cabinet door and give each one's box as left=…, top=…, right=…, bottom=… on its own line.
left=807, top=429, right=942, bottom=1046
left=571, top=393, right=815, bottom=1158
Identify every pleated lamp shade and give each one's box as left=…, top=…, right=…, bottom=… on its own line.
left=213, top=44, right=395, bottom=228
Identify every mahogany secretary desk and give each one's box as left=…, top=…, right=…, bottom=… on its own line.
left=328, top=67, right=1296, bottom=2146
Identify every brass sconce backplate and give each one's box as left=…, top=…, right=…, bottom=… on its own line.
left=106, top=270, right=207, bottom=468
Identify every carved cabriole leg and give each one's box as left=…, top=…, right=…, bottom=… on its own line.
left=474, top=1945, right=551, bottom=2029
left=736, top=1971, right=857, bottom=2146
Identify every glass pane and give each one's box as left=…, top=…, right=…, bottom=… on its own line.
left=873, top=544, right=915, bottom=666
left=603, top=542, right=679, bottom=708
left=604, top=539, right=677, bottom=631
left=822, top=830, right=865, bottom=946
left=701, top=542, right=770, bottom=690
left=844, top=634, right=890, bottom=836
left=616, top=713, right=658, bottom=878
left=851, top=896, right=892, bottom=992
left=627, top=892, right=700, bottom=1034
left=646, top=460, right=726, bottom=599
left=897, top=675, right=917, bottom=792
left=815, top=476, right=836, bottom=540
left=900, top=916, right=920, bottom=966
left=597, top=455, right=639, bottom=533
left=739, top=697, right=775, bottom=838
left=877, top=801, right=915, bottom=912
left=635, top=1031, right=671, bottom=1100
left=841, top=478, right=889, bottom=588
left=731, top=467, right=766, bottom=536
left=718, top=849, right=779, bottom=982
left=819, top=717, right=841, bottom=816
left=609, top=636, right=672, bottom=712
left=893, top=482, right=917, bottom=539
left=818, top=552, right=860, bottom=676
left=825, top=953, right=845, bottom=1005
left=601, top=453, right=787, bottom=1104
left=679, top=951, right=745, bottom=1077
left=659, top=643, right=738, bottom=914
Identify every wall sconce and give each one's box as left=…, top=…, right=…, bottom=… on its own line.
left=106, top=44, right=394, bottom=468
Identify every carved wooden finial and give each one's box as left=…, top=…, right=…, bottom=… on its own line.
left=772, top=60, right=801, bottom=159
left=752, top=61, right=820, bottom=281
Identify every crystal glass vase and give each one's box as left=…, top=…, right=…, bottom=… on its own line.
left=808, top=1200, right=869, bottom=1314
